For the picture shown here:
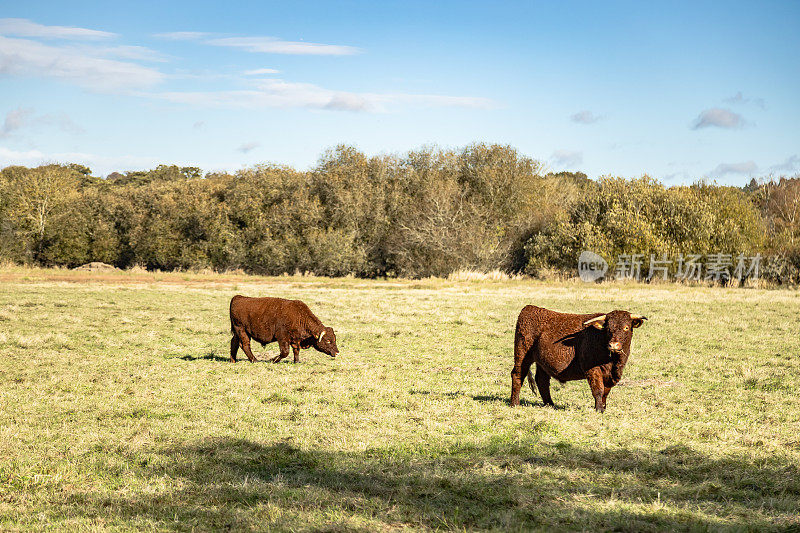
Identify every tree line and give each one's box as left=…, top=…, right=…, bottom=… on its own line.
left=1, top=143, right=798, bottom=283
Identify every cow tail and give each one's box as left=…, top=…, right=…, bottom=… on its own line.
left=229, top=296, right=237, bottom=334
left=527, top=369, right=537, bottom=394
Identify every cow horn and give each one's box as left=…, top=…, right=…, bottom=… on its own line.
left=630, top=314, right=647, bottom=321
left=583, top=315, right=606, bottom=329
left=318, top=330, right=325, bottom=342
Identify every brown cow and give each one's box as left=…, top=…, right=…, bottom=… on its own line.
left=511, top=306, right=647, bottom=412
left=229, top=295, right=339, bottom=363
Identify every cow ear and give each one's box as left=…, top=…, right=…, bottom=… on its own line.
left=583, top=315, right=606, bottom=329
left=631, top=315, right=647, bottom=328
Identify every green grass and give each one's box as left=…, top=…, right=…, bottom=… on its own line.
left=1, top=267, right=799, bottom=531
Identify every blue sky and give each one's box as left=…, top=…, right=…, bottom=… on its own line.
left=0, top=0, right=798, bottom=183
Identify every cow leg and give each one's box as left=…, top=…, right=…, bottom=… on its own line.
left=272, top=341, right=290, bottom=364
left=601, top=387, right=612, bottom=410
left=511, top=336, right=533, bottom=407
left=510, top=373, right=522, bottom=406
left=519, top=356, right=534, bottom=397
left=510, top=360, right=529, bottom=407
left=230, top=335, right=239, bottom=362
left=586, top=368, right=605, bottom=413
left=235, top=328, right=257, bottom=363
left=292, top=344, right=301, bottom=363
left=535, top=366, right=554, bottom=407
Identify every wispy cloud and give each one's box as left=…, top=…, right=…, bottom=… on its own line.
left=93, top=44, right=169, bottom=62
left=570, top=110, right=603, bottom=124
left=152, top=78, right=495, bottom=112
left=0, top=146, right=161, bottom=176
left=237, top=141, right=260, bottom=153
left=156, top=30, right=359, bottom=56
left=661, top=171, right=692, bottom=183
left=192, top=121, right=205, bottom=130
left=691, top=108, right=746, bottom=130
left=244, top=68, right=280, bottom=75
left=711, top=160, right=758, bottom=176
left=207, top=36, right=361, bottom=56
left=0, top=107, right=83, bottom=138
left=0, top=18, right=115, bottom=40
left=0, top=107, right=34, bottom=138
left=551, top=149, right=583, bottom=168
left=725, top=91, right=765, bottom=109
left=768, top=155, right=800, bottom=174
left=0, top=35, right=165, bottom=91
left=2, top=21, right=491, bottom=114
left=153, top=31, right=212, bottom=41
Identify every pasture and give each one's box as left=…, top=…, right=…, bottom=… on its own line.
left=1, top=267, right=799, bottom=531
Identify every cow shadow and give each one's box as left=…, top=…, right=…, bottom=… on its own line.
left=179, top=351, right=230, bottom=362
left=179, top=350, right=283, bottom=363
left=471, top=393, right=563, bottom=409
left=63, top=437, right=799, bottom=531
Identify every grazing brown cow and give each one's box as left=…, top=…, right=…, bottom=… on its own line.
left=511, top=306, right=647, bottom=412
left=229, top=295, right=339, bottom=363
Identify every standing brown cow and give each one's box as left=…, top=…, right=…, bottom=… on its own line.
left=229, top=295, right=339, bottom=363
left=511, top=306, right=647, bottom=412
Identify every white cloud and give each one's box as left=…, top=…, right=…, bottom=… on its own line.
left=207, top=36, right=361, bottom=56
left=0, top=35, right=165, bottom=91
left=768, top=155, right=800, bottom=174
left=0, top=107, right=34, bottom=138
left=0, top=18, right=115, bottom=40
left=237, top=141, right=259, bottom=153
left=725, top=91, right=765, bottom=109
left=0, top=107, right=83, bottom=138
left=570, top=110, right=603, bottom=124
left=155, top=30, right=359, bottom=56
left=154, top=31, right=212, bottom=41
left=0, top=146, right=161, bottom=176
left=151, top=78, right=495, bottom=112
left=691, top=108, right=746, bottom=130
left=244, top=68, right=280, bottom=75
left=93, top=44, right=169, bottom=62
left=551, top=149, right=583, bottom=168
left=0, top=21, right=491, bottom=114
left=661, top=171, right=692, bottom=183
left=711, top=161, right=758, bottom=176
left=323, top=92, right=372, bottom=112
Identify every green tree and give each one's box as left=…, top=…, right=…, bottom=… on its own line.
left=1, top=164, right=81, bottom=263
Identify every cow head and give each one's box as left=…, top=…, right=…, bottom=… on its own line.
left=583, top=310, right=647, bottom=381
left=314, top=327, right=339, bottom=358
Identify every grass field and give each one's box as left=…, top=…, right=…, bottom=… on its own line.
left=1, top=267, right=799, bottom=532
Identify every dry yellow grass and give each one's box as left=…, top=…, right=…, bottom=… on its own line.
left=0, top=266, right=798, bottom=531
